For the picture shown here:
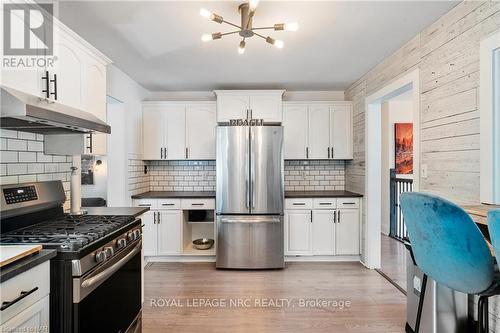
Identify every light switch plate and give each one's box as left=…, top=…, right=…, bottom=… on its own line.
left=421, top=164, right=428, bottom=179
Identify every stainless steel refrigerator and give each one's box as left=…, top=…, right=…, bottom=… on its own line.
left=216, top=125, right=284, bottom=269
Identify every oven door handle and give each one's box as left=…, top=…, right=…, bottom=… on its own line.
left=81, top=241, right=141, bottom=289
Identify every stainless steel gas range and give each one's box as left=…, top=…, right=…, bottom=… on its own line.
left=0, top=181, right=142, bottom=333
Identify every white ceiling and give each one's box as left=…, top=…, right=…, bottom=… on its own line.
left=59, top=1, right=458, bottom=91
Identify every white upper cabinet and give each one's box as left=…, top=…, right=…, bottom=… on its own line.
left=283, top=105, right=308, bottom=159
left=249, top=93, right=283, bottom=123
left=215, top=90, right=284, bottom=123
left=283, top=102, right=353, bottom=160
left=142, top=102, right=216, bottom=160
left=186, top=104, right=217, bottom=160
left=142, top=105, right=165, bottom=160
left=164, top=105, right=186, bottom=160
left=216, top=94, right=249, bottom=122
left=330, top=104, right=353, bottom=159
left=308, top=105, right=330, bottom=159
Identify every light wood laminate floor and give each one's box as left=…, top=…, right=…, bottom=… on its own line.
left=380, top=234, right=407, bottom=293
left=143, top=262, right=406, bottom=332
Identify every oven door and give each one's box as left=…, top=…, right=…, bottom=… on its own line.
left=73, top=240, right=142, bottom=333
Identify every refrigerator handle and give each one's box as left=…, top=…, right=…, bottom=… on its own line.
left=250, top=128, right=256, bottom=209
left=245, top=127, right=250, bottom=209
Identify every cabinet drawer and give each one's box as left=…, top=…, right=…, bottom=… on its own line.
left=285, top=198, right=313, bottom=210
left=133, top=199, right=157, bottom=209
left=157, top=199, right=181, bottom=210
left=0, top=261, right=50, bottom=325
left=313, top=198, right=337, bottom=209
left=337, top=198, right=360, bottom=208
left=181, top=199, right=214, bottom=210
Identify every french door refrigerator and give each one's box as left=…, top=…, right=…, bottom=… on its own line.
left=216, top=125, right=284, bottom=269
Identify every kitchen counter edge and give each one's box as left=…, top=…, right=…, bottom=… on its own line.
left=84, top=206, right=151, bottom=217
left=0, top=249, right=57, bottom=283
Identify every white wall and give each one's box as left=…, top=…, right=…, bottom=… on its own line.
left=106, top=65, right=148, bottom=206
left=146, top=90, right=345, bottom=102
left=381, top=97, right=413, bottom=235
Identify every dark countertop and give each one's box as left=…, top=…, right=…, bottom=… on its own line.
left=285, top=191, right=363, bottom=198
left=84, top=207, right=150, bottom=217
left=0, top=249, right=57, bottom=283
left=131, top=191, right=216, bottom=199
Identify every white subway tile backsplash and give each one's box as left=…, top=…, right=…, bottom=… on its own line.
left=27, top=140, right=43, bottom=152
left=284, top=160, right=345, bottom=191
left=0, top=129, right=18, bottom=139
left=19, top=152, right=37, bottom=162
left=0, top=151, right=18, bottom=163
left=17, top=132, right=36, bottom=140
left=7, top=139, right=27, bottom=151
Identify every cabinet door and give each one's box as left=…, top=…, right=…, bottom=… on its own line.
left=186, top=104, right=216, bottom=159
left=283, top=105, right=308, bottom=159
left=285, top=211, right=312, bottom=255
left=164, top=106, right=186, bottom=160
left=335, top=209, right=360, bottom=255
left=53, top=31, right=85, bottom=109
left=312, top=210, right=335, bottom=255
left=0, top=8, right=43, bottom=97
left=142, top=107, right=164, bottom=160
left=2, top=295, right=49, bottom=332
left=84, top=61, right=107, bottom=155
left=308, top=105, right=330, bottom=159
left=330, top=104, right=353, bottom=159
left=142, top=211, right=158, bottom=256
left=216, top=94, right=249, bottom=122
left=157, top=210, right=182, bottom=255
left=249, top=94, right=282, bottom=123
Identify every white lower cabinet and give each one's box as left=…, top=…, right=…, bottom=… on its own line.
left=312, top=210, right=335, bottom=255
left=285, top=198, right=360, bottom=257
left=142, top=211, right=158, bottom=256
left=157, top=210, right=182, bottom=255
left=335, top=209, right=360, bottom=255
left=285, top=210, right=312, bottom=255
left=1, top=296, right=49, bottom=332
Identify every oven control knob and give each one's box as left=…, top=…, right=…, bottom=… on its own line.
left=117, top=238, right=127, bottom=249
left=104, top=246, right=114, bottom=259
left=95, top=250, right=106, bottom=263
left=133, top=229, right=141, bottom=239
left=128, top=232, right=136, bottom=242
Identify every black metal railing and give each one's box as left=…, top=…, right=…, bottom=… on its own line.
left=390, top=168, right=413, bottom=242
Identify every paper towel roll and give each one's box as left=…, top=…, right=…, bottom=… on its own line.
left=70, top=165, right=81, bottom=214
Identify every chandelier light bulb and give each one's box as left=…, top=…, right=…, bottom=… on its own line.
left=274, top=40, right=284, bottom=49
left=249, top=0, right=259, bottom=11
left=201, top=34, right=212, bottom=42
left=238, top=40, right=246, bottom=54
left=200, top=8, right=212, bottom=19
left=284, top=22, right=299, bottom=32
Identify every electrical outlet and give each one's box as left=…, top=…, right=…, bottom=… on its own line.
left=421, top=164, right=428, bottom=179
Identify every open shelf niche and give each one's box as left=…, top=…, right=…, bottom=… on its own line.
left=182, top=209, right=216, bottom=256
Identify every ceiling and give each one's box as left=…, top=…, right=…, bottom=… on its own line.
left=59, top=1, right=458, bottom=92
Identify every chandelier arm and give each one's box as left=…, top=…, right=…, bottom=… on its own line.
left=221, top=19, right=242, bottom=30
left=221, top=30, right=242, bottom=36
left=251, top=26, right=275, bottom=31
left=252, top=31, right=268, bottom=40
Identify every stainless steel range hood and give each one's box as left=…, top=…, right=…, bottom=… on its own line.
left=0, top=86, right=111, bottom=134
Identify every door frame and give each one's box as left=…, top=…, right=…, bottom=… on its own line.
left=363, top=69, right=420, bottom=269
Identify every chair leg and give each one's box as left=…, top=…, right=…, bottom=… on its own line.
left=483, top=297, right=489, bottom=333
left=478, top=296, right=483, bottom=333
left=415, top=274, right=427, bottom=333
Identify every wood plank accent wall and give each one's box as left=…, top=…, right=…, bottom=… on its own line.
left=345, top=2, right=500, bottom=328
left=345, top=1, right=500, bottom=205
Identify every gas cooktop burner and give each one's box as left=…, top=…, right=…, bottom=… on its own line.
left=0, top=215, right=136, bottom=251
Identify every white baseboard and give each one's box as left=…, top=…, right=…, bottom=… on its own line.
left=285, top=255, right=360, bottom=262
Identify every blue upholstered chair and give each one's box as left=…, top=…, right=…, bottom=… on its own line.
left=400, top=192, right=499, bottom=333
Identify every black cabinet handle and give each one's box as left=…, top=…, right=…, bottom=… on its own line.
left=1, top=287, right=38, bottom=311
left=138, top=204, right=151, bottom=207
left=328, top=147, right=330, bottom=159
left=160, top=148, right=163, bottom=159
left=292, top=203, right=305, bottom=206
left=185, top=147, right=189, bottom=159
left=310, top=211, right=313, bottom=223
left=162, top=203, right=175, bottom=206
left=330, top=147, right=334, bottom=158
left=246, top=109, right=249, bottom=120
left=164, top=148, right=167, bottom=159
left=50, top=73, right=57, bottom=100
left=191, top=203, right=204, bottom=206
left=158, top=211, right=161, bottom=224
left=306, top=147, right=309, bottom=159
left=153, top=211, right=156, bottom=224
left=319, top=202, right=332, bottom=205
left=338, top=211, right=341, bottom=223
left=41, top=71, right=50, bottom=98
left=342, top=202, right=356, bottom=205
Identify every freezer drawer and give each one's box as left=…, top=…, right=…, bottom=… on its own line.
left=216, top=215, right=284, bottom=269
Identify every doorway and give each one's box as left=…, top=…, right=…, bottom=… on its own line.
left=363, top=69, right=420, bottom=294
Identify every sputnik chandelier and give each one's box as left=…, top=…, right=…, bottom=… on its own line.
left=200, top=0, right=299, bottom=54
